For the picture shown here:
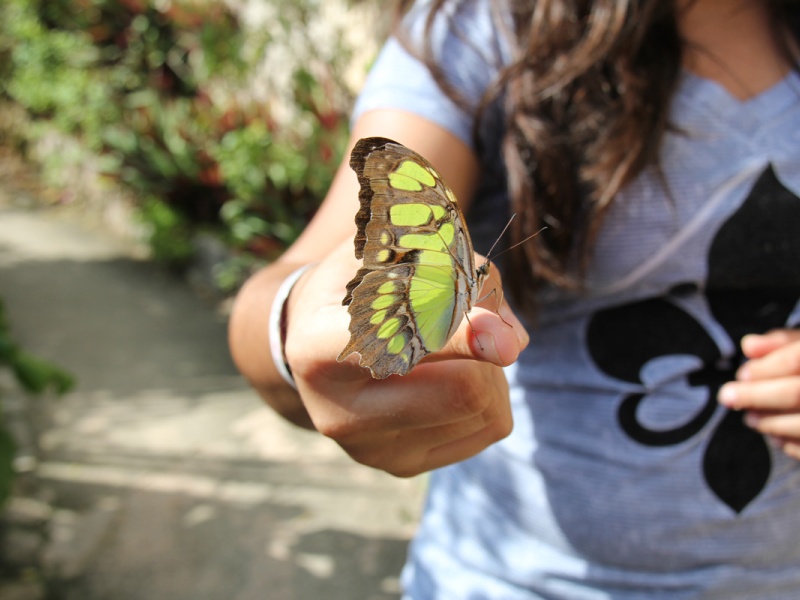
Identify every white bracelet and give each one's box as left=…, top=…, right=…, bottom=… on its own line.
left=268, top=263, right=316, bottom=389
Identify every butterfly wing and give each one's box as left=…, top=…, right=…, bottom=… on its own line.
left=338, top=137, right=479, bottom=378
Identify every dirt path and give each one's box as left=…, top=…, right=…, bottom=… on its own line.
left=0, top=168, right=422, bottom=600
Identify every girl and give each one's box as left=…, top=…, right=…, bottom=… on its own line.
left=230, top=1, right=800, bottom=596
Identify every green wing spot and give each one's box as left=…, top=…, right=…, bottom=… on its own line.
left=376, top=249, right=391, bottom=263
left=377, top=281, right=397, bottom=294
left=390, top=203, right=434, bottom=227
left=394, top=160, right=437, bottom=188
left=371, top=294, right=397, bottom=310
left=438, top=222, right=455, bottom=246
left=398, top=221, right=455, bottom=250
left=411, top=265, right=454, bottom=305
left=430, top=205, right=446, bottom=220
left=387, top=333, right=406, bottom=354
left=388, top=172, right=423, bottom=192
left=370, top=309, right=388, bottom=325
left=408, top=263, right=456, bottom=351
left=417, top=249, right=452, bottom=266
left=399, top=232, right=444, bottom=251
left=377, top=317, right=401, bottom=339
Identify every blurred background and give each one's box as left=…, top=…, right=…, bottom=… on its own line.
left=0, top=1, right=425, bottom=598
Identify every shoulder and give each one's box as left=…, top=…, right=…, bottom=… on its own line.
left=354, top=0, right=511, bottom=148
left=402, top=0, right=511, bottom=84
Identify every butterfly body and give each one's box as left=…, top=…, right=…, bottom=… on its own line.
left=338, top=137, right=488, bottom=379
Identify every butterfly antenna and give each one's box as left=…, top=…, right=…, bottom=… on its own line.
left=484, top=215, right=546, bottom=264
left=482, top=214, right=515, bottom=264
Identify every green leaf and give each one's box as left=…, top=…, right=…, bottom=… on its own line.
left=11, top=351, right=75, bottom=395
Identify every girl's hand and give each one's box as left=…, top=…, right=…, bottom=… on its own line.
left=283, top=239, right=528, bottom=477
left=719, top=329, right=800, bottom=460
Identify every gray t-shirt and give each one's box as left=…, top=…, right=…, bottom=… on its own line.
left=354, top=1, right=800, bottom=597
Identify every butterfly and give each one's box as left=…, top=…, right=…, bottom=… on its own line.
left=337, top=137, right=490, bottom=379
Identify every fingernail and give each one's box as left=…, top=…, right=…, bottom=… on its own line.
left=473, top=331, right=500, bottom=364
left=718, top=383, right=738, bottom=408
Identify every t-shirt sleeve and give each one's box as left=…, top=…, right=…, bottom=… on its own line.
left=351, top=0, right=505, bottom=148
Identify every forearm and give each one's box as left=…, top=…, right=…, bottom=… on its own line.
left=228, top=261, right=316, bottom=430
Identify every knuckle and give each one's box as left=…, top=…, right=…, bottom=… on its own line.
left=451, top=381, right=491, bottom=416
left=447, top=368, right=511, bottom=421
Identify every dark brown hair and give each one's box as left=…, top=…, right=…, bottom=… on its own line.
left=394, top=0, right=800, bottom=313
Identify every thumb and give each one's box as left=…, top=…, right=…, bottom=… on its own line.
left=432, top=303, right=529, bottom=367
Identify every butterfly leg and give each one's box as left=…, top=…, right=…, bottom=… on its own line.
left=477, top=286, right=513, bottom=328
left=463, top=310, right=485, bottom=352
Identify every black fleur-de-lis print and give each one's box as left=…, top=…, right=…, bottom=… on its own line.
left=587, top=165, right=800, bottom=514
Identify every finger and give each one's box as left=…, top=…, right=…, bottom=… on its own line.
left=743, top=410, right=800, bottom=442
left=776, top=439, right=800, bottom=461
left=719, top=376, right=800, bottom=411
left=737, top=335, right=800, bottom=381
left=468, top=305, right=529, bottom=364
left=475, top=260, right=530, bottom=351
left=740, top=329, right=800, bottom=360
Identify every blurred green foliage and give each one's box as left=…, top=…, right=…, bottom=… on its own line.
left=0, top=0, right=363, bottom=285
left=0, top=299, right=74, bottom=507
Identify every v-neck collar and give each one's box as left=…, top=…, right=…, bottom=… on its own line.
left=676, top=68, right=800, bottom=133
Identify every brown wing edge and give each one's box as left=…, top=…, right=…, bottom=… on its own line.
left=342, top=137, right=402, bottom=306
